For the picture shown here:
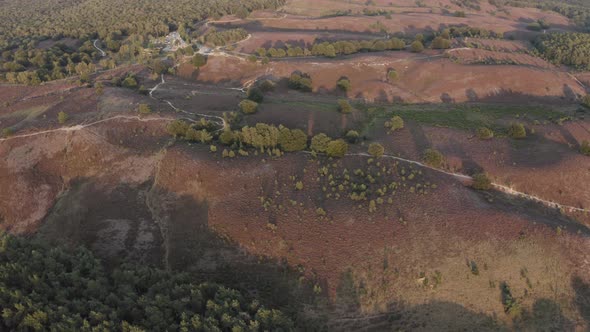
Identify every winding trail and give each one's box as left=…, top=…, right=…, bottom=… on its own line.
left=93, top=39, right=106, bottom=57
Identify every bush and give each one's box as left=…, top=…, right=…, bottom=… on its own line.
left=219, top=130, right=235, bottom=145
left=192, top=53, right=207, bottom=67
left=476, top=127, right=494, bottom=140
left=326, top=139, right=349, bottom=158
left=278, top=126, right=308, bottom=152
left=423, top=148, right=444, bottom=168
left=581, top=140, right=590, bottom=156
left=121, top=76, right=138, bottom=89
left=582, top=94, right=590, bottom=108
left=508, top=123, right=527, bottom=139
left=410, top=40, right=424, bottom=53
left=387, top=69, right=398, bottom=81
left=454, top=11, right=466, bottom=17
left=259, top=80, right=276, bottom=92
left=138, top=104, right=151, bottom=115
left=345, top=130, right=360, bottom=143
left=472, top=173, right=492, bottom=190
left=288, top=73, right=312, bottom=92
left=431, top=36, right=451, bottom=49
left=338, top=99, right=353, bottom=114
left=247, top=87, right=264, bottom=103
left=368, top=143, right=385, bottom=157
left=337, top=78, right=351, bottom=92
left=385, top=115, right=404, bottom=131
left=167, top=120, right=190, bottom=137
left=311, top=133, right=332, bottom=152
left=2, top=127, right=15, bottom=137
left=57, top=111, right=69, bottom=124
left=239, top=99, right=258, bottom=114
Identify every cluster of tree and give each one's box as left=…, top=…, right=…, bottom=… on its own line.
left=240, top=123, right=308, bottom=152
left=255, top=37, right=406, bottom=58
left=489, top=0, right=590, bottom=30
left=201, top=28, right=249, bottom=47
left=288, top=73, right=313, bottom=92
left=533, top=32, right=590, bottom=69
left=0, top=232, right=293, bottom=331
left=384, top=115, right=404, bottom=133
left=450, top=0, right=482, bottom=10
left=167, top=119, right=215, bottom=143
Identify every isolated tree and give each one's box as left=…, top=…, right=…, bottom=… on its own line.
left=167, top=120, right=189, bottom=137
left=476, top=127, right=494, bottom=140
left=368, top=143, right=385, bottom=157
left=423, top=148, right=444, bottom=168
left=138, top=104, right=151, bottom=115
left=385, top=115, right=404, bottom=131
left=337, top=78, right=351, bottom=92
left=345, top=130, right=360, bottom=143
left=239, top=99, right=258, bottom=114
left=338, top=99, right=353, bottom=114
left=410, top=40, right=424, bottom=53
left=326, top=139, right=349, bottom=158
left=192, top=54, right=207, bottom=68
left=508, top=123, right=527, bottom=139
left=57, top=111, right=69, bottom=124
left=472, top=173, right=492, bottom=190
left=247, top=87, right=264, bottom=103
left=311, top=133, right=332, bottom=153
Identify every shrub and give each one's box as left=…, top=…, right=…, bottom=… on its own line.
left=454, top=11, right=466, bottom=17
left=387, top=69, right=398, bottom=81
left=311, top=133, right=332, bottom=153
left=368, top=143, right=385, bottom=157
left=288, top=73, right=312, bottom=92
left=431, top=36, right=451, bottom=49
left=385, top=115, right=404, bottom=131
left=138, top=104, right=151, bottom=115
left=410, top=40, right=424, bottom=53
left=57, top=111, right=69, bottom=124
left=121, top=76, right=138, bottom=89
left=526, top=22, right=542, bottom=31
left=2, top=127, right=14, bottom=137
left=345, top=130, right=360, bottom=143
left=295, top=181, right=304, bottom=190
left=423, top=148, right=444, bottom=168
left=472, top=173, right=492, bottom=190
left=239, top=99, right=258, bottom=114
left=508, top=123, right=526, bottom=139
left=278, top=127, right=308, bottom=152
left=219, top=130, right=235, bottom=145
left=259, top=80, right=276, bottom=92
left=582, top=94, right=590, bottom=108
left=337, top=78, right=351, bottom=92
left=581, top=140, right=590, bottom=156
left=476, top=127, right=494, bottom=140
left=247, top=87, right=264, bottom=103
left=167, top=120, right=190, bottom=137
left=338, top=99, right=353, bottom=114
left=326, top=139, right=349, bottom=158
left=192, top=54, right=207, bottom=67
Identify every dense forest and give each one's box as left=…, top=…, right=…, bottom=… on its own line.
left=534, top=32, right=590, bottom=69
left=489, top=0, right=590, bottom=29
left=0, top=0, right=285, bottom=84
left=0, top=232, right=294, bottom=331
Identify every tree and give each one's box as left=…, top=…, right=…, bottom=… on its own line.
left=311, top=133, right=332, bottom=153
left=368, top=143, right=385, bottom=157
left=410, top=40, right=424, bottom=53
left=431, top=36, right=451, bottom=49
left=57, top=111, right=69, bottom=124
left=387, top=69, right=398, bottom=81
left=295, top=181, right=304, bottom=190
left=337, top=78, right=351, bottom=92
left=581, top=140, right=590, bottom=156
left=219, top=130, right=235, bottom=145
left=326, top=139, right=348, bottom=158
left=192, top=54, right=207, bottom=68
left=122, top=76, right=138, bottom=89
left=278, top=127, right=308, bottom=152
left=338, top=99, right=353, bottom=114
left=345, top=130, right=360, bottom=143
left=476, top=127, right=494, bottom=140
left=582, top=94, right=590, bottom=108
left=288, top=73, right=312, bottom=92
left=472, top=173, right=492, bottom=190
left=239, top=99, right=258, bottom=114
left=247, top=87, right=264, bottom=103
left=508, top=123, right=527, bottom=139
left=385, top=115, right=404, bottom=131
left=138, top=104, right=151, bottom=115
left=423, top=148, right=444, bottom=168
left=167, top=120, right=189, bottom=137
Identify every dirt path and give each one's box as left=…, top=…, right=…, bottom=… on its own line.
left=93, top=39, right=106, bottom=57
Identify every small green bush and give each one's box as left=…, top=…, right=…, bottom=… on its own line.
left=311, top=133, right=332, bottom=153
left=582, top=94, right=590, bottom=108
left=338, top=99, right=353, bottom=114
left=508, top=123, right=527, bottom=139
left=387, top=69, right=398, bottom=81
left=476, top=127, right=494, bottom=140
left=239, top=99, right=258, bottom=114
left=192, top=54, right=207, bottom=67
left=385, top=115, right=404, bottom=131
left=345, top=130, right=360, bottom=143
left=138, top=104, right=151, bottom=115
left=337, top=78, right=351, bottom=92
left=410, top=40, right=424, bottom=53
left=472, top=173, right=492, bottom=190
left=581, top=140, right=590, bottom=156
left=57, top=111, right=69, bottom=124
left=326, top=139, right=349, bottom=158
left=368, top=143, right=385, bottom=158
left=247, top=87, right=264, bottom=103
left=423, top=148, right=444, bottom=168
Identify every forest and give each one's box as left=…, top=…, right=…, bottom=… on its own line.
left=0, top=231, right=294, bottom=331
left=534, top=32, right=590, bottom=69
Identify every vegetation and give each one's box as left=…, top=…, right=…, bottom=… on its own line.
left=191, top=54, right=208, bottom=68
left=423, top=148, right=444, bottom=168
left=57, top=111, right=69, bottom=124
left=368, top=143, right=385, bottom=158
left=311, top=133, right=332, bottom=153
left=472, top=173, right=492, bottom=190
left=239, top=99, right=259, bottom=114
left=582, top=94, right=590, bottom=108
left=202, top=28, right=249, bottom=47
left=345, top=130, right=360, bottom=143
left=508, top=123, right=527, bottom=139
left=476, top=127, right=494, bottom=140
left=255, top=37, right=406, bottom=58
left=247, top=87, right=264, bottom=103
left=278, top=126, right=308, bottom=152
left=138, top=104, right=151, bottom=115
left=385, top=115, right=404, bottom=132
left=581, top=140, right=590, bottom=156
left=337, top=78, right=351, bottom=92
left=410, top=40, right=424, bottom=53
left=0, top=231, right=293, bottom=331
left=387, top=69, right=398, bottom=81
left=431, top=36, right=451, bottom=49
left=338, top=99, right=353, bottom=114
left=534, top=32, right=590, bottom=69
left=326, top=139, right=349, bottom=158
left=288, top=73, right=313, bottom=92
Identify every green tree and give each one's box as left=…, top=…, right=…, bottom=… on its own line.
left=385, top=115, right=404, bottom=131
left=476, top=127, right=494, bottom=140
left=311, top=133, right=332, bottom=153
left=326, top=139, right=349, bottom=158
left=582, top=94, right=590, bottom=108
left=167, top=120, right=189, bottom=137
left=472, top=173, right=492, bottom=190
left=57, top=111, right=69, bottom=124
left=138, top=104, right=151, bottom=115
left=423, top=148, right=444, bottom=168
left=337, top=78, right=351, bottom=92
left=387, top=69, right=398, bottom=81
left=239, top=99, right=258, bottom=114
left=278, top=127, right=308, bottom=152
left=368, top=142, right=385, bottom=157
left=431, top=36, right=451, bottom=49
left=410, top=40, right=424, bottom=53
left=580, top=140, right=590, bottom=156
left=247, top=87, right=264, bottom=103
left=122, top=76, right=138, bottom=89
left=508, top=123, right=527, bottom=139
left=219, top=130, right=235, bottom=145
left=192, top=54, right=207, bottom=68
left=338, top=99, right=353, bottom=114
left=345, top=130, right=360, bottom=143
